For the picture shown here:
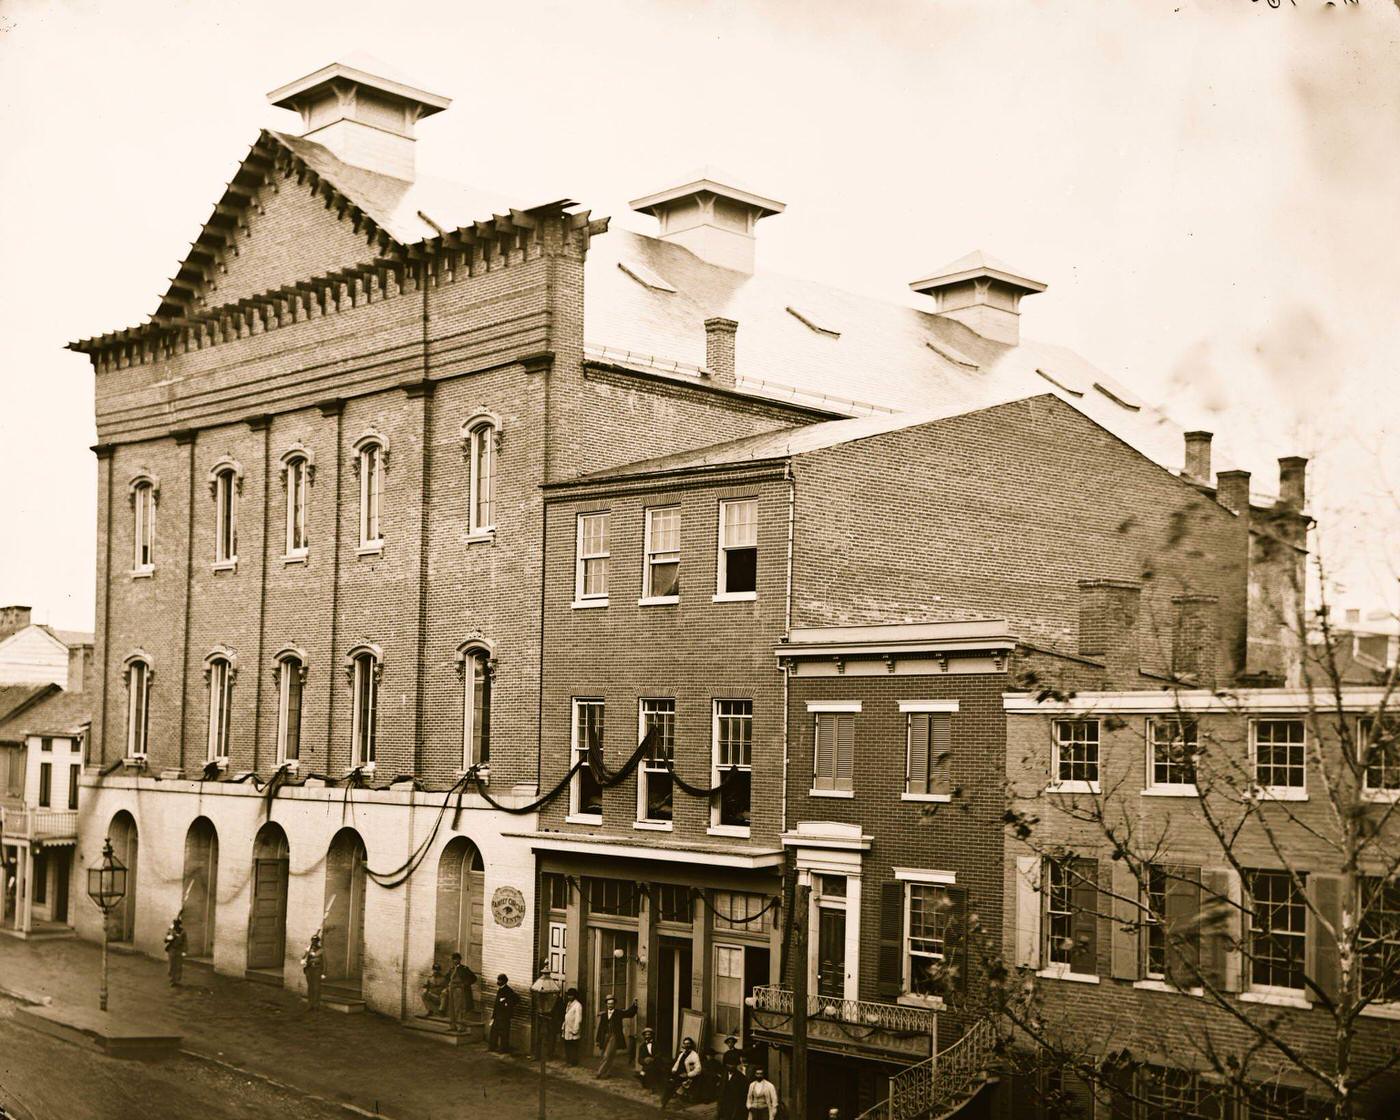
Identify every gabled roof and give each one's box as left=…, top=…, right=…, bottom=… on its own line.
left=0, top=684, right=58, bottom=727
left=0, top=687, right=90, bottom=744
left=909, top=249, right=1047, bottom=294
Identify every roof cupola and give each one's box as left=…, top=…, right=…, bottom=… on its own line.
left=910, top=251, right=1046, bottom=346
left=630, top=170, right=784, bottom=275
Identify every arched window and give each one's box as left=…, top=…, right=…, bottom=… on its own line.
left=211, top=465, right=239, bottom=565
left=465, top=419, right=498, bottom=534
left=123, top=655, right=152, bottom=759
left=274, top=651, right=306, bottom=765
left=462, top=649, right=492, bottom=769
left=353, top=435, right=387, bottom=550
left=348, top=647, right=380, bottom=768
left=132, top=480, right=156, bottom=571
left=204, top=652, right=234, bottom=763
left=285, top=454, right=309, bottom=557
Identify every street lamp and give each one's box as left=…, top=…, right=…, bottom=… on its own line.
left=530, top=965, right=565, bottom=1120
left=86, top=838, right=127, bottom=1013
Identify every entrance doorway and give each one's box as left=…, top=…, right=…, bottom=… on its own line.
left=107, top=812, right=138, bottom=943
left=182, top=817, right=219, bottom=959
left=743, top=945, right=771, bottom=1069
left=322, top=828, right=367, bottom=989
left=587, top=927, right=638, bottom=1037
left=247, top=823, right=289, bottom=972
left=817, top=907, right=846, bottom=998
left=434, top=837, right=484, bottom=974
left=52, top=851, right=70, bottom=923
left=655, top=937, right=693, bottom=1058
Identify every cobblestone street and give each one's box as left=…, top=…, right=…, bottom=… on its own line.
left=0, top=937, right=669, bottom=1120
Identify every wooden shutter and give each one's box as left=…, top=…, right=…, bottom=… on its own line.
left=907, top=714, right=930, bottom=795
left=929, top=713, right=952, bottom=796
left=945, top=885, right=969, bottom=994
left=835, top=714, right=855, bottom=792
left=1200, top=868, right=1242, bottom=992
left=877, top=882, right=905, bottom=997
left=1015, top=855, right=1042, bottom=969
left=1308, top=874, right=1344, bottom=1004
left=1070, top=859, right=1099, bottom=976
left=813, top=714, right=836, bottom=791
left=1165, top=866, right=1202, bottom=989
left=1110, top=860, right=1140, bottom=981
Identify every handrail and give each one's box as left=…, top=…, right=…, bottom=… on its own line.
left=0, top=808, right=78, bottom=840
left=852, top=1017, right=997, bottom=1120
left=749, top=984, right=938, bottom=1035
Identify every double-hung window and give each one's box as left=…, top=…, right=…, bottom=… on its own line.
left=357, top=441, right=384, bottom=550
left=68, top=763, right=80, bottom=810
left=716, top=499, right=757, bottom=599
left=463, top=650, right=491, bottom=770
left=812, top=709, right=855, bottom=793
left=133, top=480, right=156, bottom=571
left=285, top=455, right=309, bottom=557
left=1253, top=718, right=1306, bottom=797
left=642, top=506, right=680, bottom=601
left=1247, top=869, right=1307, bottom=995
left=213, top=468, right=238, bottom=566
left=638, top=699, right=674, bottom=824
left=351, top=650, right=379, bottom=768
left=126, top=659, right=150, bottom=759
left=1145, top=865, right=1168, bottom=980
left=571, top=699, right=605, bottom=820
left=38, top=762, right=51, bottom=808
left=1360, top=876, right=1400, bottom=1005
left=1148, top=718, right=1198, bottom=791
left=906, top=883, right=965, bottom=998
left=1044, top=857, right=1099, bottom=976
left=574, top=512, right=609, bottom=605
left=276, top=655, right=304, bottom=765
left=713, top=700, right=753, bottom=830
left=206, top=656, right=233, bottom=763
left=1361, top=716, right=1399, bottom=797
left=1052, top=720, right=1099, bottom=791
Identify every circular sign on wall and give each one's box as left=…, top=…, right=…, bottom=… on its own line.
left=492, top=885, right=526, bottom=928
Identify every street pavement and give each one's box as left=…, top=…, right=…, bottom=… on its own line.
left=0, top=937, right=673, bottom=1120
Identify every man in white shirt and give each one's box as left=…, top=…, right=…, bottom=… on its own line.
left=661, top=1035, right=703, bottom=1109
left=746, top=1066, right=779, bottom=1120
left=560, top=988, right=584, bottom=1065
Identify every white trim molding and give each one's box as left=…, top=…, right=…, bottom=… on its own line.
left=805, top=701, right=862, bottom=713
left=278, top=443, right=316, bottom=485
left=127, top=470, right=161, bottom=506
left=892, top=867, right=956, bottom=885
left=201, top=645, right=239, bottom=684
left=898, top=700, right=960, bottom=713
left=1004, top=687, right=1391, bottom=714
left=350, top=430, right=390, bottom=472
left=206, top=456, right=245, bottom=496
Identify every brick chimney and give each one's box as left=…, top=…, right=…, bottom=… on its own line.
left=910, top=251, right=1046, bottom=346
left=630, top=172, right=784, bottom=275
left=67, top=643, right=93, bottom=694
left=0, top=605, right=31, bottom=643
left=268, top=60, right=451, bottom=182
left=1078, top=579, right=1142, bottom=684
left=1171, top=594, right=1219, bottom=688
left=1277, top=456, right=1308, bottom=511
left=705, top=317, right=738, bottom=388
left=1183, top=431, right=1213, bottom=483
left=1216, top=469, right=1252, bottom=522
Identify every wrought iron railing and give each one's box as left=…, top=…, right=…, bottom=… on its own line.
left=1, top=808, right=78, bottom=841
left=749, top=985, right=938, bottom=1035
left=853, top=1017, right=997, bottom=1120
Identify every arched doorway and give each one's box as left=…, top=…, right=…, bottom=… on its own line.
left=434, top=836, right=485, bottom=974
left=182, top=817, right=219, bottom=960
left=322, top=828, right=367, bottom=989
left=247, top=823, right=289, bottom=973
left=107, top=812, right=138, bottom=943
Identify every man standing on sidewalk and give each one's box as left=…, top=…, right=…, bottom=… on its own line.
left=745, top=1067, right=778, bottom=1120
left=163, top=916, right=186, bottom=987
left=561, top=987, right=584, bottom=1065
left=301, top=932, right=324, bottom=1011
left=593, top=993, right=638, bottom=1079
left=446, top=952, right=477, bottom=1033
left=487, top=974, right=518, bottom=1053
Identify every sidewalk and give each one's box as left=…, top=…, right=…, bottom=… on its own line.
left=0, top=936, right=696, bottom=1120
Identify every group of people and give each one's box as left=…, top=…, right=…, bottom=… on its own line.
left=418, top=956, right=520, bottom=1050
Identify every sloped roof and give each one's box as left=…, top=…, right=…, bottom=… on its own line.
left=40, top=626, right=93, bottom=649
left=0, top=684, right=57, bottom=727
left=0, top=687, right=90, bottom=743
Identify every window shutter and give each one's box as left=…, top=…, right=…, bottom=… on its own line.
left=1015, top=855, right=1042, bottom=969
left=1106, top=1060, right=1136, bottom=1120
left=929, top=713, right=952, bottom=796
left=945, top=885, right=969, bottom=994
left=907, top=714, right=930, bottom=795
left=1070, top=859, right=1099, bottom=976
left=1110, top=861, right=1140, bottom=981
left=1164, top=866, right=1202, bottom=989
left=1199, top=868, right=1242, bottom=992
left=1307, top=873, right=1344, bottom=1004
left=835, top=714, right=855, bottom=792
left=813, top=714, right=835, bottom=791
left=877, top=882, right=905, bottom=998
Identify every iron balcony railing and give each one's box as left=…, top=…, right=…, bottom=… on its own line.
left=1, top=808, right=79, bottom=842
left=854, top=1017, right=998, bottom=1120
left=749, top=984, right=938, bottom=1035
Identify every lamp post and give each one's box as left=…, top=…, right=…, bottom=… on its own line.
left=530, top=966, right=564, bottom=1120
left=86, top=838, right=127, bottom=1013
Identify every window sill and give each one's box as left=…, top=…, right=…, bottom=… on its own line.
left=896, top=993, right=946, bottom=1011
left=356, top=542, right=384, bottom=558
left=129, top=567, right=155, bottom=580
left=207, top=757, right=230, bottom=772
left=571, top=599, right=609, bottom=610
left=1037, top=967, right=1100, bottom=985
left=1360, top=1002, right=1400, bottom=1021
left=278, top=760, right=300, bottom=774
left=809, top=788, right=855, bottom=799
left=283, top=551, right=309, bottom=566
left=712, top=591, right=757, bottom=603
left=1141, top=786, right=1199, bottom=798
left=212, top=559, right=238, bottom=573
left=637, top=595, right=679, bottom=607
left=1255, top=786, right=1308, bottom=802
left=1133, top=979, right=1204, bottom=997
left=566, top=813, right=603, bottom=826
left=455, top=767, right=488, bottom=785
left=1361, top=788, right=1400, bottom=803
left=465, top=528, right=496, bottom=545
left=350, top=763, right=376, bottom=777
left=1240, top=989, right=1311, bottom=1009
left=1046, top=781, right=1100, bottom=795
left=707, top=824, right=751, bottom=839
left=634, top=820, right=674, bottom=832
left=901, top=792, right=952, bottom=803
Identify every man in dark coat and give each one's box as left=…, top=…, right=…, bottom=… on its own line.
left=446, top=953, right=477, bottom=1032
left=593, top=993, right=639, bottom=1078
left=717, top=1059, right=750, bottom=1120
left=635, top=1026, right=665, bottom=1092
left=487, top=974, right=518, bottom=1053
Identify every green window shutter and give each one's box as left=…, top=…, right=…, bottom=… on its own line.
left=1110, top=860, right=1140, bottom=981
left=813, top=714, right=835, bottom=791
left=1164, top=866, right=1203, bottom=989
left=929, top=713, right=952, bottom=796
left=877, top=881, right=905, bottom=998
left=907, top=714, right=930, bottom=795
left=834, top=714, right=855, bottom=792
left=1070, top=858, right=1100, bottom=976
left=1307, top=873, right=1344, bottom=1004
left=1200, top=868, right=1242, bottom=992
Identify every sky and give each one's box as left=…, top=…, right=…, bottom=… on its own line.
left=1, top=0, right=1397, bottom=632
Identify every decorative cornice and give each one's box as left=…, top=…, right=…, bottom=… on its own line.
left=127, top=470, right=161, bottom=507
left=344, top=642, right=384, bottom=684
left=246, top=413, right=272, bottom=431
left=202, top=646, right=239, bottom=684
left=401, top=378, right=435, bottom=400
left=278, top=443, right=316, bottom=486
left=522, top=351, right=554, bottom=376
left=454, top=636, right=498, bottom=680
left=316, top=398, right=345, bottom=417
left=351, top=430, right=389, bottom=474
left=462, top=410, right=503, bottom=456
left=271, top=645, right=309, bottom=683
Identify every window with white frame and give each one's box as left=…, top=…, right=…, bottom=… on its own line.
left=213, top=467, right=238, bottom=564
left=132, top=480, right=155, bottom=570
left=1144, top=864, right=1168, bottom=979
left=713, top=699, right=753, bottom=829
left=813, top=711, right=855, bottom=792
left=713, top=944, right=744, bottom=1039
left=276, top=654, right=304, bottom=765
left=716, top=499, right=757, bottom=597
left=1360, top=875, right=1400, bottom=1004
left=357, top=440, right=384, bottom=548
left=643, top=506, right=681, bottom=600
left=906, top=883, right=963, bottom=997
left=1053, top=720, right=1099, bottom=787
left=125, top=658, right=151, bottom=758
left=575, top=512, right=609, bottom=603
left=462, top=649, right=491, bottom=769
left=285, top=454, right=309, bottom=556
left=1361, top=716, right=1399, bottom=794
left=205, top=655, right=233, bottom=762
left=350, top=650, right=379, bottom=768
left=906, top=712, right=952, bottom=796
left=1253, top=719, right=1306, bottom=792
left=571, top=699, right=604, bottom=819
left=1044, top=857, right=1098, bottom=975
left=1247, top=869, right=1306, bottom=993
left=815, top=874, right=848, bottom=999
left=1148, top=718, right=1198, bottom=789
left=638, top=699, right=674, bottom=823
left=466, top=421, right=496, bottom=534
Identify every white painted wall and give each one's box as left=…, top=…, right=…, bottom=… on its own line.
left=0, top=626, right=70, bottom=687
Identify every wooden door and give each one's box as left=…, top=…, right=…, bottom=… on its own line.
left=52, top=852, right=69, bottom=923
left=462, top=862, right=484, bottom=975
left=817, top=908, right=846, bottom=998
left=248, top=858, right=288, bottom=970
